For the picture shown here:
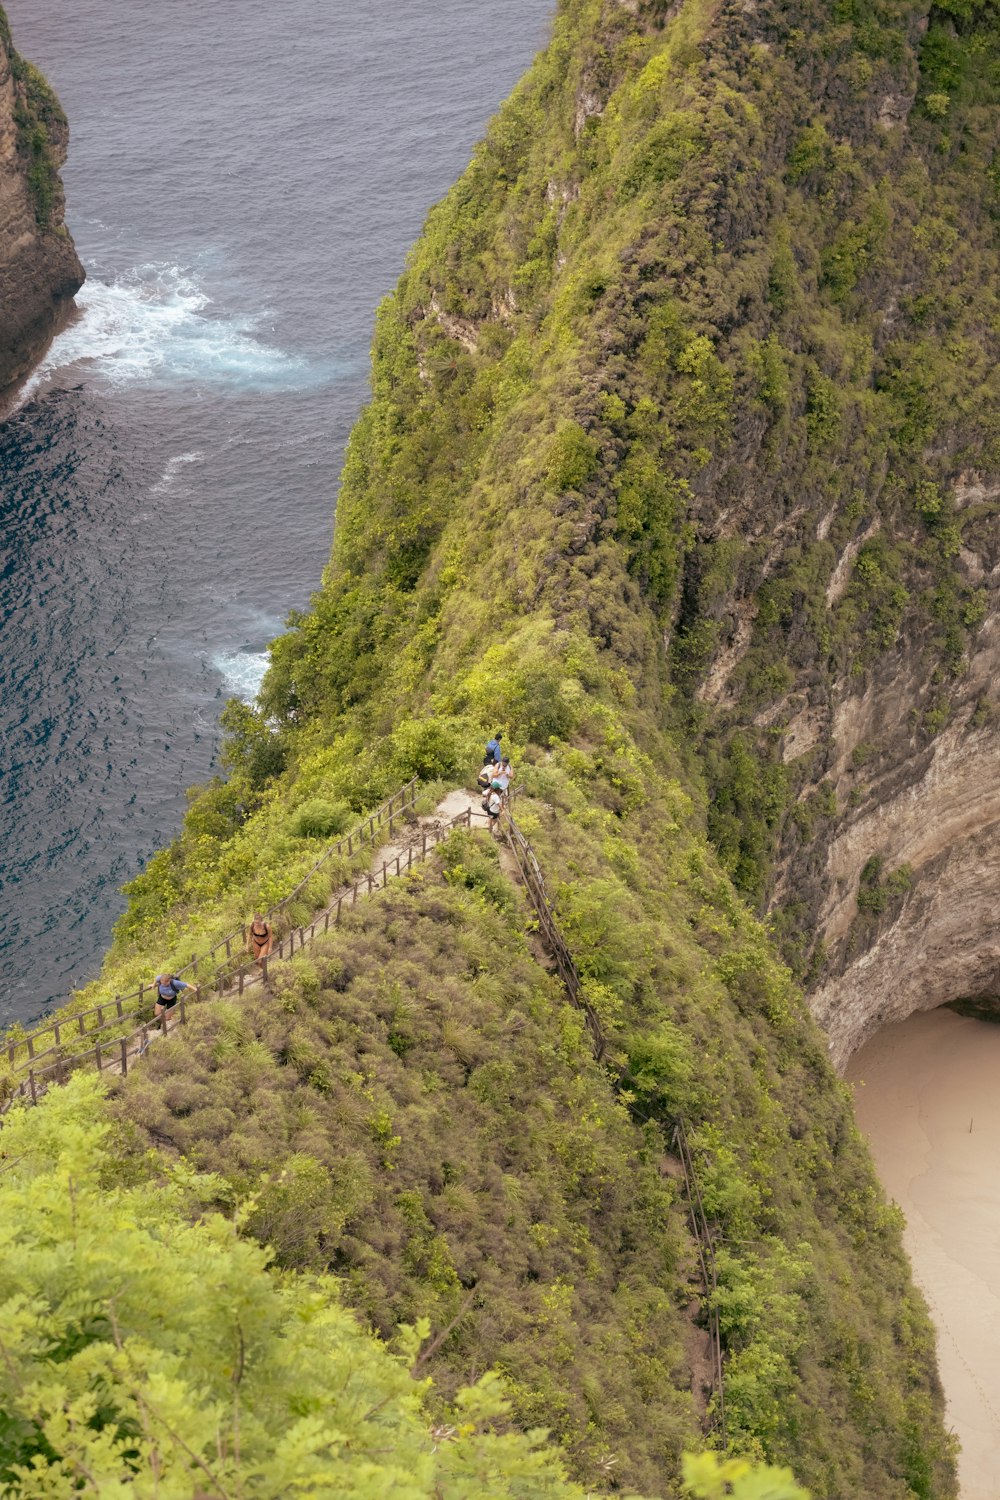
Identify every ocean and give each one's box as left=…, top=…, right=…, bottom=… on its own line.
left=0, top=0, right=552, bottom=1026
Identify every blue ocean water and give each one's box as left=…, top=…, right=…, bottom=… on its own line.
left=0, top=0, right=552, bottom=1025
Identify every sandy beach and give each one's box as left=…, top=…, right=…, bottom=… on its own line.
left=846, top=1008, right=1000, bottom=1500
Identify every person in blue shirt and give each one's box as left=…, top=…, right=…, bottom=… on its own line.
left=484, top=732, right=502, bottom=765
left=153, top=971, right=197, bottom=1027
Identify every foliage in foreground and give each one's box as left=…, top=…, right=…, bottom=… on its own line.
left=0, top=1076, right=592, bottom=1499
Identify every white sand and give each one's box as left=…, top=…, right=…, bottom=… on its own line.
left=846, top=1008, right=1000, bottom=1500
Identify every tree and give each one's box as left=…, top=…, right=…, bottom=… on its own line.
left=0, top=1077, right=587, bottom=1498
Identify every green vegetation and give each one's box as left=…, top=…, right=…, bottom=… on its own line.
left=8, top=0, right=998, bottom=1489
left=0, top=1076, right=602, bottom=1498
left=0, top=10, right=67, bottom=228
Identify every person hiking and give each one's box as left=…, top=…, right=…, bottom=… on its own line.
left=153, top=971, right=195, bottom=1027
left=493, top=756, right=513, bottom=805
left=477, top=762, right=495, bottom=793
left=485, top=785, right=503, bottom=832
left=247, top=913, right=274, bottom=962
left=484, top=732, right=502, bottom=765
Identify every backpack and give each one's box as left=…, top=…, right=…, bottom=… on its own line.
left=477, top=766, right=493, bottom=790
left=485, top=737, right=501, bottom=762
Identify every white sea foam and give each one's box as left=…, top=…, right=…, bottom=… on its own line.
left=213, top=647, right=270, bottom=704
left=21, top=264, right=315, bottom=399
left=150, top=449, right=206, bottom=495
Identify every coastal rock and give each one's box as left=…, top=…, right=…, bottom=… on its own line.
left=0, top=8, right=83, bottom=400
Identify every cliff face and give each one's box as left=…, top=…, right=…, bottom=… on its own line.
left=0, top=9, right=83, bottom=398
left=790, top=597, right=1000, bottom=1069
left=648, top=0, right=1000, bottom=1070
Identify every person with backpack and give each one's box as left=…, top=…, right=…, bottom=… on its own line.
left=484, top=732, right=502, bottom=765
left=477, top=762, right=495, bottom=794
left=152, top=971, right=196, bottom=1027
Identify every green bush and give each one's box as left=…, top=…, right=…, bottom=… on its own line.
left=290, top=797, right=352, bottom=839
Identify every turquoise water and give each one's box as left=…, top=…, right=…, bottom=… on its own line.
left=0, top=0, right=552, bottom=1023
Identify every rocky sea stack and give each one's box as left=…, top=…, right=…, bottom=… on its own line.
left=0, top=6, right=82, bottom=398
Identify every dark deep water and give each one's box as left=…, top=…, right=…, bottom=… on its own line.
left=0, top=0, right=552, bottom=1026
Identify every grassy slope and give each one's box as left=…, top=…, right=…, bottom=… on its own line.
left=11, top=0, right=995, bottom=1491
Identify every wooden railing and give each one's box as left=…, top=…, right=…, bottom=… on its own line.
left=499, top=810, right=723, bottom=1438
left=3, top=778, right=420, bottom=1073
left=501, top=812, right=606, bottom=1061
left=673, top=1116, right=727, bottom=1445
left=1, top=801, right=483, bottom=1115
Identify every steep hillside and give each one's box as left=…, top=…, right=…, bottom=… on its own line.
left=7, top=0, right=996, bottom=1491
left=0, top=8, right=82, bottom=398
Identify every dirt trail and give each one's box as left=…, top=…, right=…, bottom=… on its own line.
left=115, top=785, right=489, bottom=1080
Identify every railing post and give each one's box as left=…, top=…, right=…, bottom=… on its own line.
left=261, top=956, right=269, bottom=985
left=54, top=1022, right=61, bottom=1046
left=27, top=1035, right=35, bottom=1060
left=191, top=953, right=198, bottom=977
left=116, top=996, right=124, bottom=1018
left=238, top=968, right=245, bottom=997
left=382, top=861, right=388, bottom=888
left=179, top=997, right=187, bottom=1026
left=422, top=831, right=427, bottom=856
left=367, top=873, right=373, bottom=895
left=336, top=896, right=343, bottom=923
left=395, top=854, right=401, bottom=876
left=225, top=936, right=232, bottom=959
left=77, top=1014, right=86, bottom=1036
left=95, top=1040, right=102, bottom=1072
left=324, top=910, right=330, bottom=932
left=29, top=1070, right=36, bottom=1105
left=348, top=833, right=353, bottom=856
left=120, top=1038, right=128, bottom=1078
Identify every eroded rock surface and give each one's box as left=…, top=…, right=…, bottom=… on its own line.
left=0, top=10, right=83, bottom=399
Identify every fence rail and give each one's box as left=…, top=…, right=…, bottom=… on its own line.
left=1, top=801, right=482, bottom=1116
left=499, top=810, right=723, bottom=1439
left=4, top=778, right=420, bottom=1071
left=501, top=813, right=606, bottom=1061
left=672, top=1117, right=726, bottom=1445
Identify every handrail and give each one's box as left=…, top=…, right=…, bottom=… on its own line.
left=673, top=1117, right=727, bottom=1445
left=4, top=777, right=420, bottom=1068
left=500, top=811, right=606, bottom=1061
left=1, top=802, right=483, bottom=1116
left=497, top=809, right=723, bottom=1438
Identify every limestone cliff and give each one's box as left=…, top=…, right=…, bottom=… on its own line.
left=0, top=8, right=82, bottom=398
